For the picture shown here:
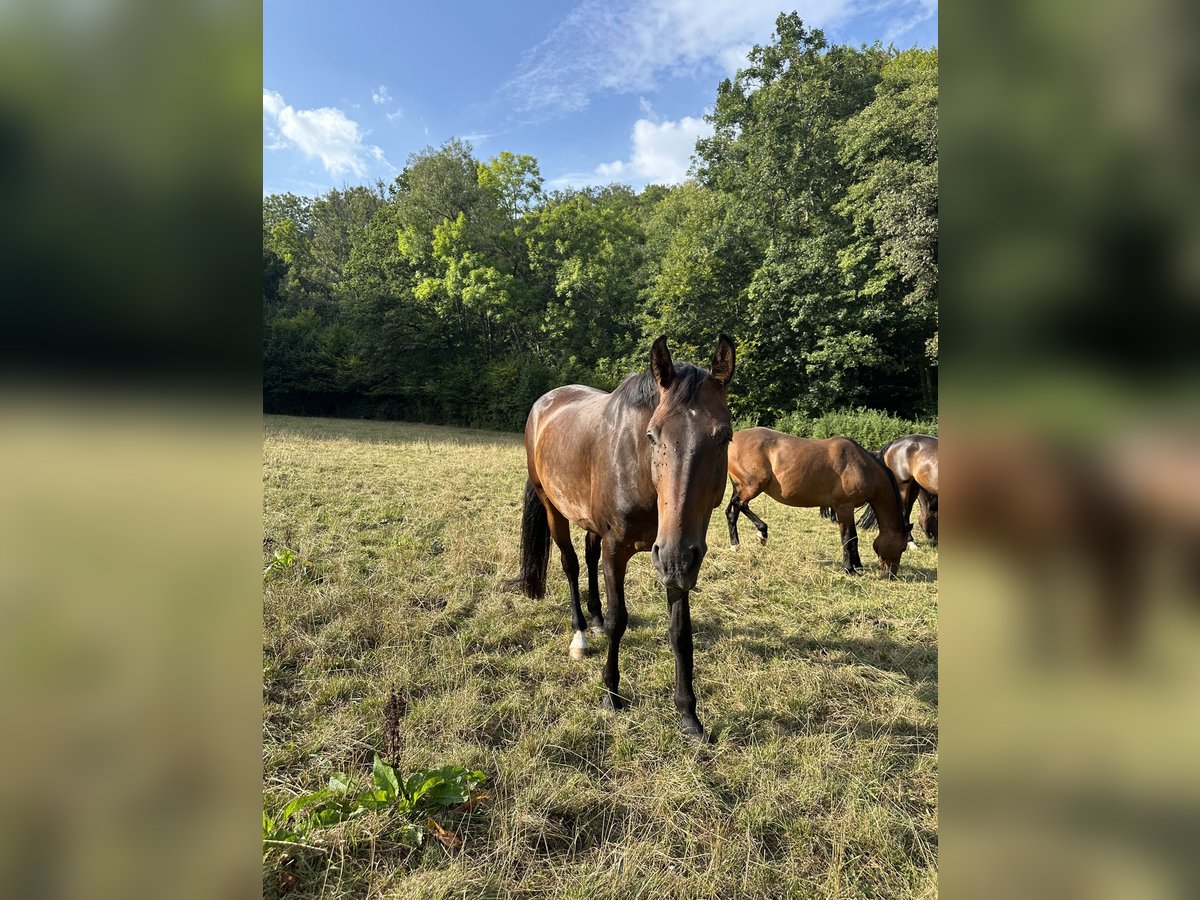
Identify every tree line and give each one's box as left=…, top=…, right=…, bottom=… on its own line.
left=263, top=17, right=937, bottom=431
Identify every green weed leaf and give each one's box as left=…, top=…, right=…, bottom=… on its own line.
left=373, top=754, right=400, bottom=798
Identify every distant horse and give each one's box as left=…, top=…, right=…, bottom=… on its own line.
left=508, top=336, right=736, bottom=740
left=726, top=429, right=911, bottom=575
left=857, top=435, right=939, bottom=543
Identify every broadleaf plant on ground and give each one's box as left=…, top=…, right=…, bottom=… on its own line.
left=262, top=756, right=487, bottom=857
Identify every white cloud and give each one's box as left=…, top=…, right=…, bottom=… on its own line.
left=718, top=43, right=754, bottom=75
left=595, top=115, right=713, bottom=185
left=386, top=108, right=404, bottom=122
left=372, top=84, right=392, bottom=105
left=500, top=0, right=856, bottom=120
left=263, top=89, right=391, bottom=177
left=548, top=113, right=712, bottom=190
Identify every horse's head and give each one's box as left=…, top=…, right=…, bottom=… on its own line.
left=873, top=522, right=912, bottom=577
left=646, top=335, right=736, bottom=591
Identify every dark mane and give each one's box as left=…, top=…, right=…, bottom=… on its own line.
left=848, top=438, right=904, bottom=522
left=611, top=363, right=709, bottom=413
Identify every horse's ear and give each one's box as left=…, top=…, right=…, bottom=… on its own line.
left=650, top=336, right=675, bottom=389
left=710, top=334, right=736, bottom=388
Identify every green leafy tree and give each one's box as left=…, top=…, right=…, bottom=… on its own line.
left=527, top=186, right=646, bottom=376
left=837, top=48, right=939, bottom=401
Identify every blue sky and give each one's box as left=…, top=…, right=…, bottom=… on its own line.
left=264, top=0, right=937, bottom=197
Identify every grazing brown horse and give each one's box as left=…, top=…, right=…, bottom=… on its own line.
left=857, top=435, right=939, bottom=543
left=726, top=429, right=911, bottom=575
left=508, top=336, right=736, bottom=740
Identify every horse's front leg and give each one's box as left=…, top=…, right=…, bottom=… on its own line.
left=725, top=491, right=742, bottom=548
left=903, top=481, right=921, bottom=549
left=837, top=505, right=862, bottom=573
left=667, top=586, right=705, bottom=740
left=600, top=544, right=631, bottom=710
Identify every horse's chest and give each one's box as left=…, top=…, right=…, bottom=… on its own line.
left=598, top=495, right=657, bottom=546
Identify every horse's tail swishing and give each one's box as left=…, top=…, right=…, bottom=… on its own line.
left=506, top=479, right=551, bottom=599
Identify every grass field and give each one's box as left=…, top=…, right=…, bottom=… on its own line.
left=263, top=414, right=938, bottom=899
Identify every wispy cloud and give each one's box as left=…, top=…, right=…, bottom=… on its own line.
left=386, top=108, right=404, bottom=122
left=263, top=89, right=391, bottom=178
left=881, top=0, right=938, bottom=42
left=499, top=0, right=856, bottom=122
left=459, top=132, right=495, bottom=148
left=372, top=84, right=392, bottom=105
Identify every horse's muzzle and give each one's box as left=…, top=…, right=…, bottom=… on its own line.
left=651, top=541, right=705, bottom=590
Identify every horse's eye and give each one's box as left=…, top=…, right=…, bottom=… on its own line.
left=646, top=431, right=656, bottom=445
left=717, top=428, right=733, bottom=445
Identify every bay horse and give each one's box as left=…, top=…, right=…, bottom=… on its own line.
left=726, top=429, right=911, bottom=575
left=508, top=336, right=736, bottom=740
left=857, top=435, right=939, bottom=543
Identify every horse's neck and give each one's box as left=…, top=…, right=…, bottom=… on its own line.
left=599, top=402, right=655, bottom=501
left=869, top=468, right=904, bottom=533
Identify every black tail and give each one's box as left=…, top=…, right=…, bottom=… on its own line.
left=856, top=505, right=878, bottom=529
left=504, top=480, right=551, bottom=599
left=819, top=507, right=839, bottom=522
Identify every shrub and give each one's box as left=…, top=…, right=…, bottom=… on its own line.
left=771, top=406, right=937, bottom=450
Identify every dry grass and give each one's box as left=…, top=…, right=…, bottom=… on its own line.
left=263, top=414, right=938, bottom=899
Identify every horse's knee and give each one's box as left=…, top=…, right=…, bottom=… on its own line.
left=605, top=613, right=627, bottom=641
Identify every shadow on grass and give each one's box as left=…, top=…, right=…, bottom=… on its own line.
left=706, top=623, right=938, bottom=744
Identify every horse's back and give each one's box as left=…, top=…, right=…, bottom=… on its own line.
left=886, top=434, right=938, bottom=493
left=731, top=429, right=865, bottom=505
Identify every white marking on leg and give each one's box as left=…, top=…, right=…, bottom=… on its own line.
left=908, top=540, right=918, bottom=551
left=569, top=630, right=588, bottom=660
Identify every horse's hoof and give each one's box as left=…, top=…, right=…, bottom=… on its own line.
left=588, top=618, right=606, bottom=637
left=907, top=540, right=918, bottom=551
left=601, top=692, right=626, bottom=712
left=681, top=720, right=710, bottom=743
left=757, top=533, right=768, bottom=545
left=569, top=630, right=588, bottom=660
left=730, top=542, right=740, bottom=552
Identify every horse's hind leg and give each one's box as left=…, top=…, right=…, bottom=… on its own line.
left=837, top=505, right=862, bottom=573
left=545, top=506, right=588, bottom=659
left=917, top=489, right=938, bottom=544
left=738, top=500, right=769, bottom=544
left=584, top=531, right=604, bottom=635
